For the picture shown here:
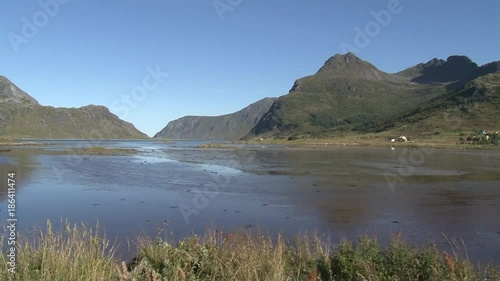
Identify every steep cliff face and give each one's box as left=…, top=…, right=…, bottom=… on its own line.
left=154, top=98, right=276, bottom=140
left=0, top=76, right=148, bottom=139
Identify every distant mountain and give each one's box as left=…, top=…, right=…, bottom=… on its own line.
left=363, top=73, right=500, bottom=133
left=0, top=76, right=148, bottom=139
left=397, top=56, right=500, bottom=90
left=154, top=98, right=276, bottom=140
left=245, top=53, right=499, bottom=139
left=246, top=53, right=445, bottom=138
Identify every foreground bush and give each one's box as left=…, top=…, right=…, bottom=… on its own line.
left=1, top=221, right=499, bottom=281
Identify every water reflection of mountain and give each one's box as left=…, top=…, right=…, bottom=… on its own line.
left=0, top=149, right=39, bottom=201
left=219, top=147, right=500, bottom=263
left=277, top=149, right=500, bottom=263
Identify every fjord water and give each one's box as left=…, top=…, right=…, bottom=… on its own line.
left=1, top=140, right=499, bottom=263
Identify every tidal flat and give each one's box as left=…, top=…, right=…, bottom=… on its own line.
left=0, top=140, right=499, bottom=264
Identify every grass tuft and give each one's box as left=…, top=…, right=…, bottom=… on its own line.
left=0, top=220, right=117, bottom=281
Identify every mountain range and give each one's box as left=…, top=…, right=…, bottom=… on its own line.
left=154, top=98, right=275, bottom=140
left=244, top=53, right=499, bottom=139
left=2, top=52, right=498, bottom=141
left=157, top=53, right=498, bottom=140
left=365, top=72, right=500, bottom=134
left=0, top=76, right=147, bottom=139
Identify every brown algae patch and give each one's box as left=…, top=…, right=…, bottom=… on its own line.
left=46, top=146, right=139, bottom=156
left=194, top=143, right=236, bottom=149
left=402, top=170, right=500, bottom=184
left=0, top=138, right=48, bottom=146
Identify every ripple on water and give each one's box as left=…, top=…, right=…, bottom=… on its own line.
left=132, top=153, right=244, bottom=175
left=132, top=154, right=178, bottom=164
left=0, top=155, right=14, bottom=164
left=198, top=163, right=243, bottom=175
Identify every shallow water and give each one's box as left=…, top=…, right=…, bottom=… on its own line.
left=0, top=140, right=499, bottom=262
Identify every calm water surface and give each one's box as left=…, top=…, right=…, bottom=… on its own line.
left=1, top=140, right=499, bottom=262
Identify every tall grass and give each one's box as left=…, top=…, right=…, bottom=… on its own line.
left=0, top=220, right=118, bottom=281
left=1, top=221, right=499, bottom=281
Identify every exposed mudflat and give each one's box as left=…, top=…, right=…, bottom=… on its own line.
left=1, top=140, right=499, bottom=262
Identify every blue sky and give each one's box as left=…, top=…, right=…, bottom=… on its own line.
left=1, top=0, right=499, bottom=136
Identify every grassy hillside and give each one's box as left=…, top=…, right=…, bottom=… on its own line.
left=362, top=73, right=500, bottom=135
left=247, top=54, right=445, bottom=138
left=246, top=54, right=499, bottom=140
left=0, top=76, right=148, bottom=139
left=0, top=104, right=148, bottom=139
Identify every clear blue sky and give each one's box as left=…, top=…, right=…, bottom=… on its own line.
left=1, top=0, right=499, bottom=136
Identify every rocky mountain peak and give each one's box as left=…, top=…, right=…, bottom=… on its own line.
left=411, top=55, right=479, bottom=84
left=0, top=76, right=39, bottom=105
left=315, top=52, right=387, bottom=81
left=423, top=58, right=446, bottom=68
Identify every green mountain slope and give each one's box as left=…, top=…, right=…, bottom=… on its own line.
left=154, top=98, right=276, bottom=140
left=0, top=77, right=148, bottom=139
left=247, top=53, right=445, bottom=138
left=396, top=55, right=500, bottom=90
left=245, top=53, right=499, bottom=139
left=362, top=73, right=500, bottom=134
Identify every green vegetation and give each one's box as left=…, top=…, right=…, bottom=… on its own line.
left=0, top=104, right=148, bottom=139
left=1, top=76, right=148, bottom=139
left=246, top=54, right=499, bottom=141
left=0, top=138, right=14, bottom=144
left=0, top=138, right=46, bottom=147
left=246, top=74, right=500, bottom=149
left=72, top=146, right=138, bottom=155
left=1, top=221, right=499, bottom=281
left=458, top=131, right=500, bottom=146
left=247, top=55, right=446, bottom=138
left=0, top=221, right=117, bottom=281
left=309, top=113, right=346, bottom=128
left=194, top=143, right=235, bottom=149
left=361, top=74, right=500, bottom=136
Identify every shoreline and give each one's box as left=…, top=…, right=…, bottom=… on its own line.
left=233, top=138, right=500, bottom=151
left=1, top=135, right=498, bottom=151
